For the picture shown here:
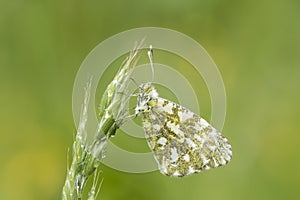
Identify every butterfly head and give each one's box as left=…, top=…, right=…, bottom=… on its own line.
left=135, top=82, right=158, bottom=115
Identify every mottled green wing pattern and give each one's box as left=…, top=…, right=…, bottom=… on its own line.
left=142, top=97, right=232, bottom=177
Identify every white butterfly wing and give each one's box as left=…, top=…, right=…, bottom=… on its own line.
left=142, top=97, right=232, bottom=177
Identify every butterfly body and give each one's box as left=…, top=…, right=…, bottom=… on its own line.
left=135, top=82, right=232, bottom=177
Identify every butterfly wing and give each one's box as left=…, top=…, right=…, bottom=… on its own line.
left=141, top=97, right=232, bottom=177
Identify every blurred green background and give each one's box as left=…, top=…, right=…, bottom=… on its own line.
left=1, top=0, right=300, bottom=199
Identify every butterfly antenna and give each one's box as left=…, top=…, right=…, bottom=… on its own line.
left=129, top=77, right=140, bottom=88
left=147, top=45, right=155, bottom=83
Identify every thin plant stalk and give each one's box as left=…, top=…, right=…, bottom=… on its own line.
left=62, top=43, right=142, bottom=200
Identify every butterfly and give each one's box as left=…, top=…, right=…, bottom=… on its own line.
left=133, top=46, right=232, bottom=177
